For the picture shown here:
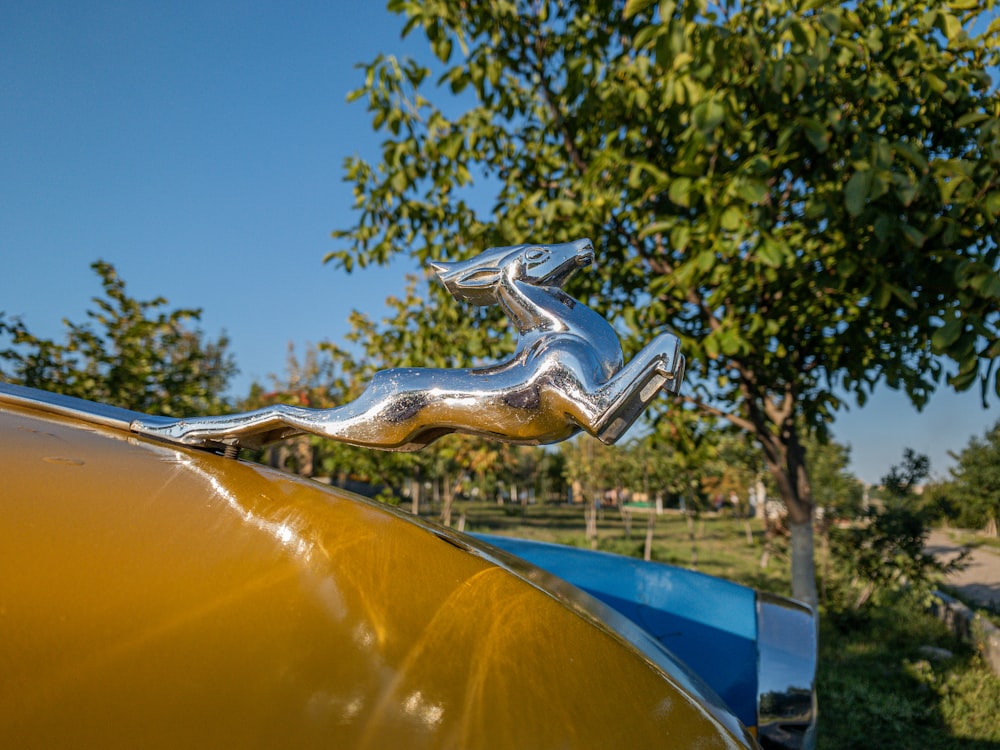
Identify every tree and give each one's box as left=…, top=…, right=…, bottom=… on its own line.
left=826, top=449, right=961, bottom=616
left=330, top=0, right=1000, bottom=605
left=945, top=420, right=1000, bottom=535
left=702, top=430, right=761, bottom=514
left=802, top=432, right=864, bottom=520
left=561, top=434, right=616, bottom=544
left=239, top=343, right=374, bottom=480
left=0, top=261, right=236, bottom=415
left=881, top=446, right=931, bottom=501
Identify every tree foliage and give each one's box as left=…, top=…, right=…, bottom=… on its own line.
left=331, top=0, right=1000, bottom=605
left=940, top=420, right=1000, bottom=534
left=882, top=446, right=932, bottom=500
left=802, top=431, right=864, bottom=519
left=0, top=261, right=235, bottom=415
left=825, top=449, right=964, bottom=617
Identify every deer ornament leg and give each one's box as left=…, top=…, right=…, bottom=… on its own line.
left=589, top=332, right=685, bottom=444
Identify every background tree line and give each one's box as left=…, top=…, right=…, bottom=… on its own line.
left=3, top=0, right=1000, bottom=610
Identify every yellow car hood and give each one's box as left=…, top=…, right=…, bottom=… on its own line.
left=0, top=392, right=753, bottom=749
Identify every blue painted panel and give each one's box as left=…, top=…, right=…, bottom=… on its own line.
left=473, top=533, right=759, bottom=728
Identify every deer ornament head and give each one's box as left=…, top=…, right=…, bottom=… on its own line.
left=430, top=239, right=595, bottom=306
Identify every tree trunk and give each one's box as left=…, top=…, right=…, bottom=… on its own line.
left=585, top=499, right=598, bottom=548
left=644, top=513, right=655, bottom=561
left=292, top=437, right=313, bottom=477
left=441, top=470, right=454, bottom=527
left=410, top=470, right=420, bottom=516
left=754, top=477, right=767, bottom=520
left=789, top=520, right=815, bottom=605
left=765, top=444, right=817, bottom=606
left=687, top=511, right=698, bottom=569
left=746, top=393, right=818, bottom=608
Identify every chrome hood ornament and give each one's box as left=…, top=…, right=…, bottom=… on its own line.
left=132, top=239, right=684, bottom=452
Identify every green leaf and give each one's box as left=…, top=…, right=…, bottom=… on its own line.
left=623, top=0, right=658, bottom=19
left=669, top=177, right=693, bottom=207
left=736, top=179, right=768, bottom=204
left=757, top=239, right=789, bottom=268
left=936, top=11, right=963, bottom=42
left=720, top=205, right=742, bottom=231
left=639, top=220, right=673, bottom=239
left=932, top=318, right=963, bottom=351
left=893, top=141, right=928, bottom=172
left=803, top=121, right=829, bottom=153
left=900, top=225, right=925, bottom=248
left=692, top=96, right=725, bottom=132
left=844, top=171, right=870, bottom=217
left=634, top=25, right=659, bottom=49
left=969, top=272, right=1000, bottom=298
left=955, top=111, right=988, bottom=128
left=670, top=224, right=691, bottom=252
left=938, top=175, right=968, bottom=204
left=390, top=170, right=409, bottom=193
left=985, top=191, right=1000, bottom=219
left=703, top=334, right=719, bottom=359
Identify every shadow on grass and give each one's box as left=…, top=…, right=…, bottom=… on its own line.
left=817, top=602, right=1000, bottom=749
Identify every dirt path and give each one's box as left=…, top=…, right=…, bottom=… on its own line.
left=927, top=529, right=1000, bottom=611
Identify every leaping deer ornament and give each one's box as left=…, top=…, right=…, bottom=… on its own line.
left=132, top=239, right=684, bottom=452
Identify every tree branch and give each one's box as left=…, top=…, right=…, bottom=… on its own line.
left=679, top=393, right=756, bottom=434
left=531, top=38, right=589, bottom=175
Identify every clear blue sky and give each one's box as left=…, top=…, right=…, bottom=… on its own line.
left=2, top=2, right=996, bottom=484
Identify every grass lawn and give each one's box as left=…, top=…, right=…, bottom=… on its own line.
left=424, top=499, right=1000, bottom=749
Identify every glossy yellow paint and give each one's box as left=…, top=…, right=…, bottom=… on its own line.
left=0, top=401, right=753, bottom=748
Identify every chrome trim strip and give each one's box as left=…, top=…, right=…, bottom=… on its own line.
left=756, top=592, right=818, bottom=750
left=0, top=383, right=173, bottom=433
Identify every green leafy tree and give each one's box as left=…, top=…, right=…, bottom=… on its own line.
left=0, top=261, right=235, bottom=415
left=702, top=430, right=760, bottom=513
left=881, top=446, right=931, bottom=500
left=239, top=344, right=367, bottom=480
left=826, top=449, right=963, bottom=616
left=330, top=0, right=1000, bottom=605
left=945, top=420, right=1000, bottom=534
left=537, top=449, right=568, bottom=504
left=561, top=433, right=617, bottom=543
left=804, top=433, right=865, bottom=520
